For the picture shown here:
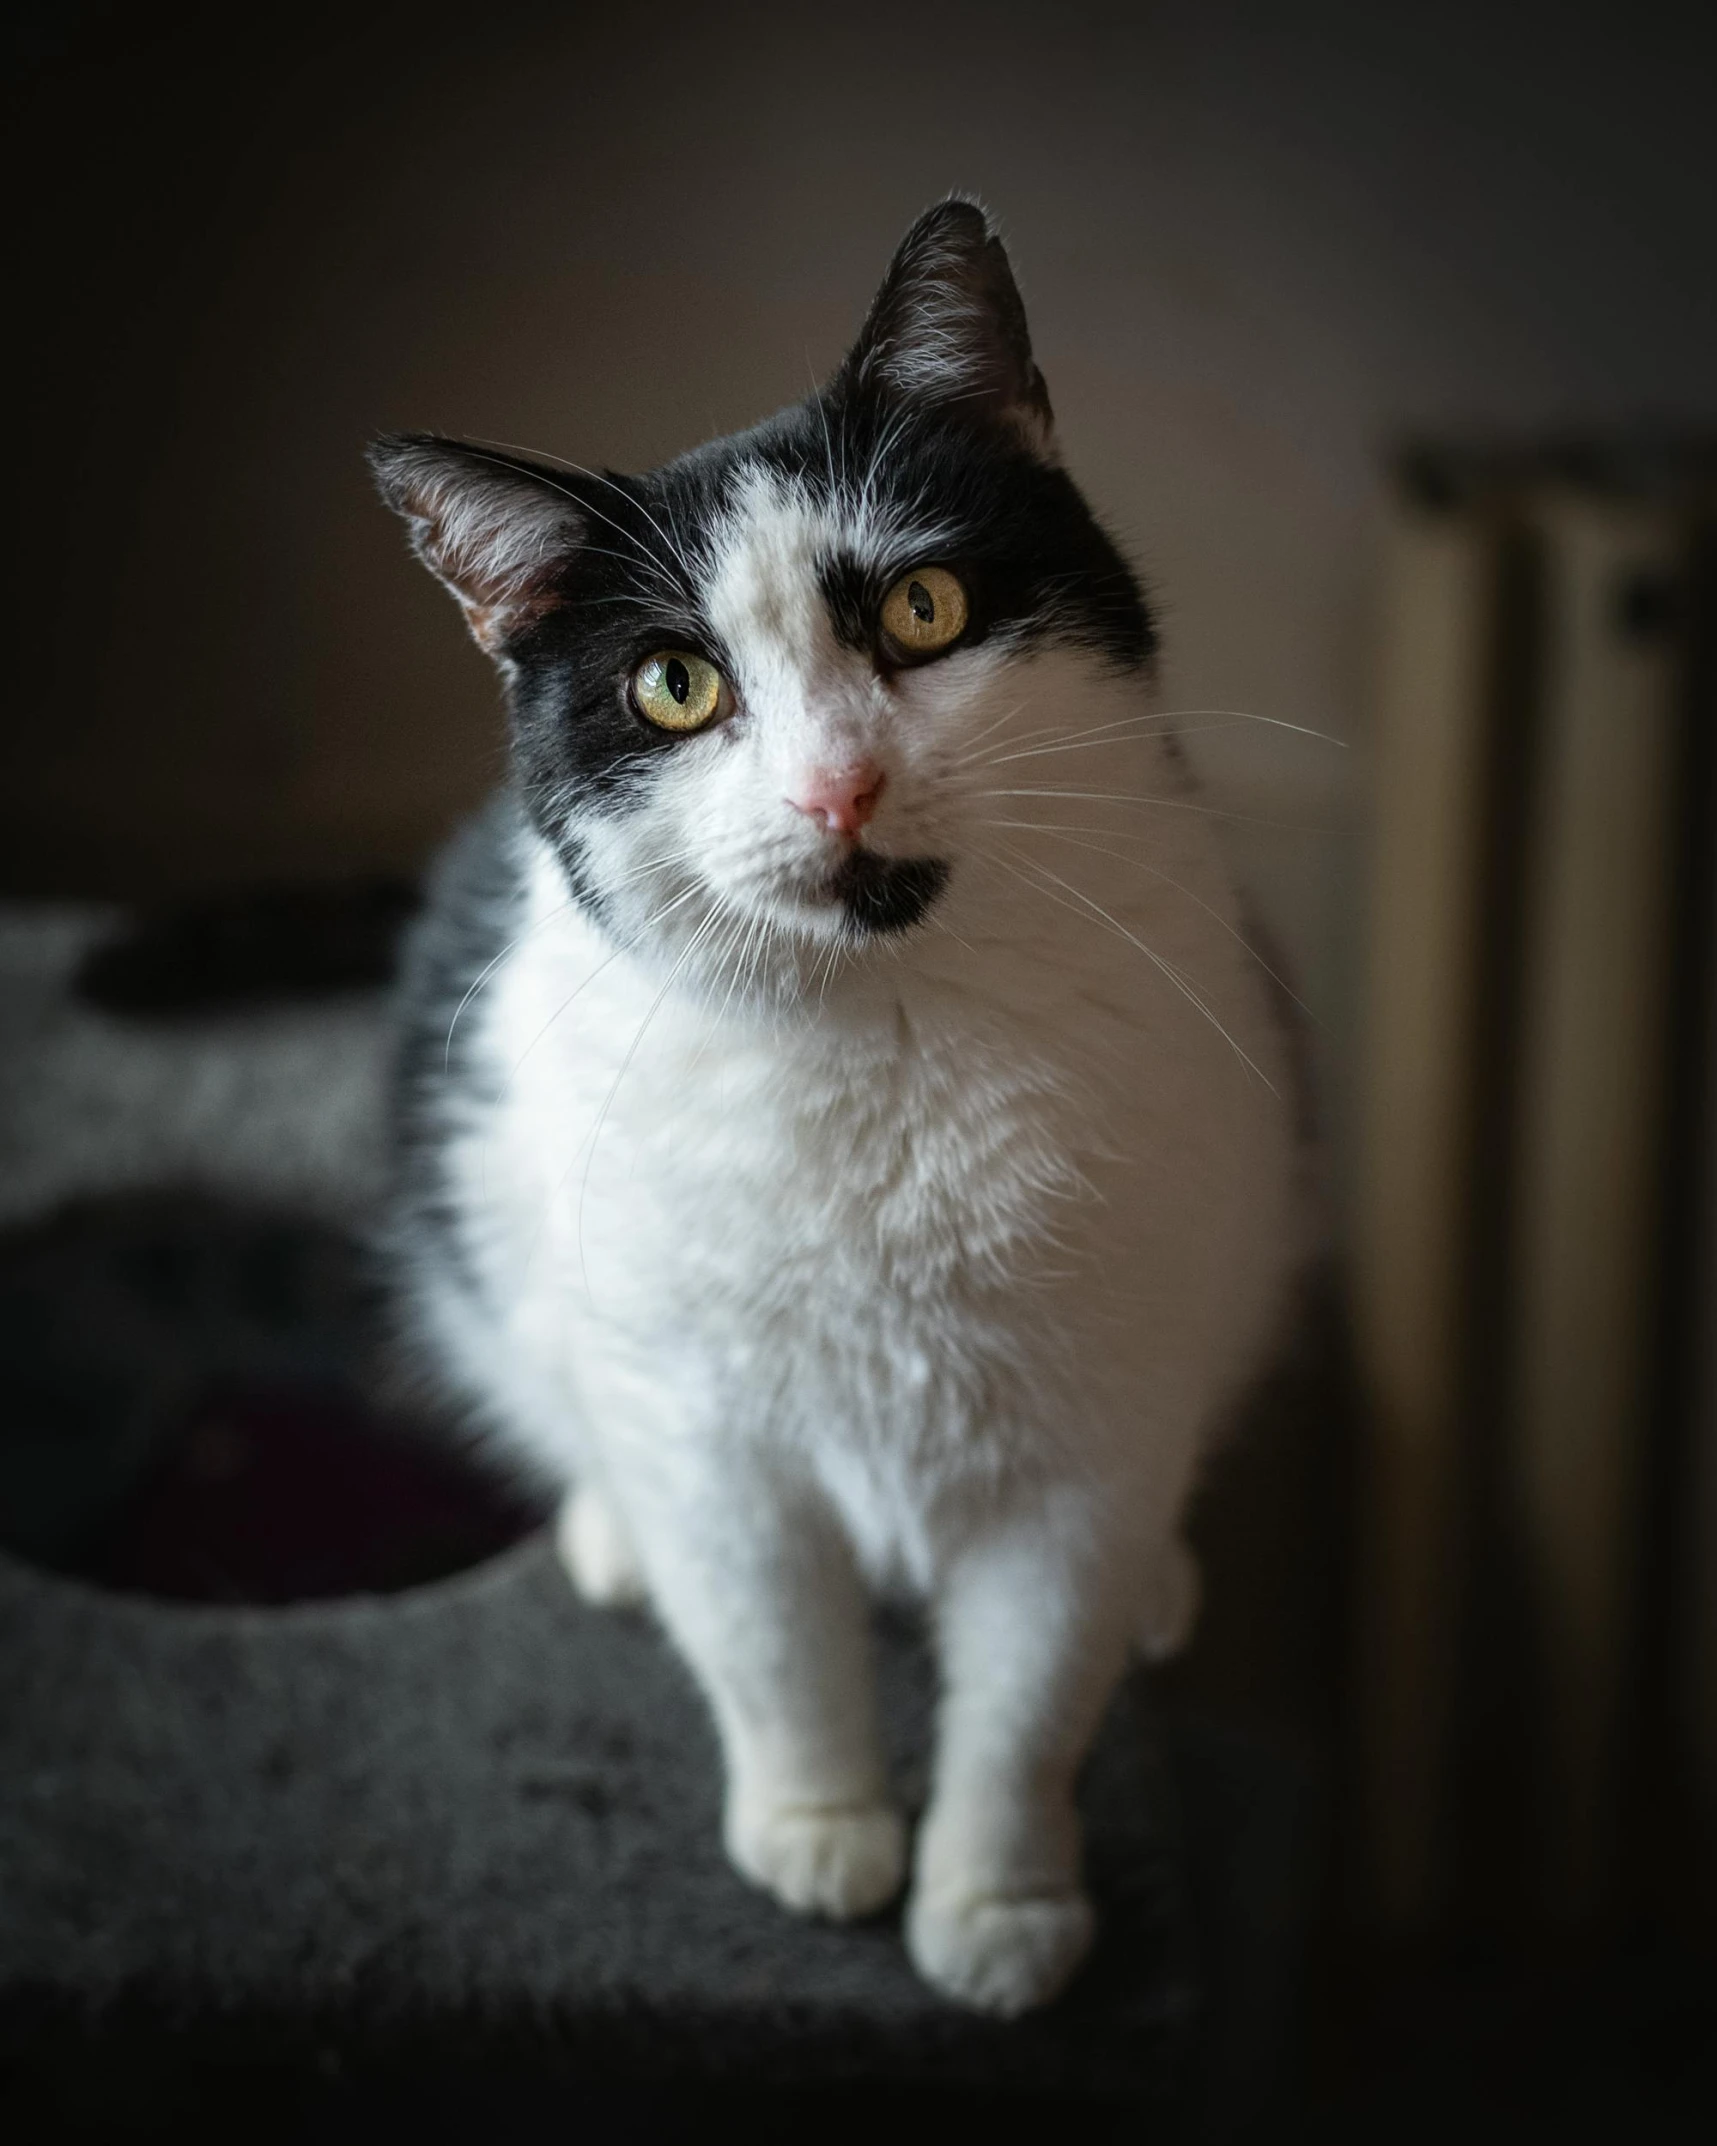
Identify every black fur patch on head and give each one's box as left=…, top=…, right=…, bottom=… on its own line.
left=787, top=392, right=1155, bottom=674
left=832, top=853, right=951, bottom=937
left=372, top=201, right=1157, bottom=932
left=498, top=450, right=735, bottom=834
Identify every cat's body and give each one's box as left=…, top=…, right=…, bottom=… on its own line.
left=374, top=202, right=1303, bottom=2016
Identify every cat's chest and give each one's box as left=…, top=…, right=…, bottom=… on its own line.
left=486, top=959, right=1087, bottom=1300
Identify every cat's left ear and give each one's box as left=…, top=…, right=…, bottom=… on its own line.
left=368, top=434, right=585, bottom=655
left=834, top=198, right=1053, bottom=453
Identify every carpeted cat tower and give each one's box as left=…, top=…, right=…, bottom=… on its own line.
left=0, top=901, right=1314, bottom=2142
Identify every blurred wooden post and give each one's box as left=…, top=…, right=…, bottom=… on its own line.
left=1352, top=487, right=1501, bottom=1926
left=1693, top=781, right=1717, bottom=1903
left=1509, top=496, right=1686, bottom=1919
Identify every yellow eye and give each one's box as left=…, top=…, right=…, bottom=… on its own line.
left=632, top=650, right=727, bottom=732
left=880, top=566, right=968, bottom=657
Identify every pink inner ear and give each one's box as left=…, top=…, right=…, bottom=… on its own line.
left=415, top=488, right=573, bottom=651
left=375, top=438, right=582, bottom=657
left=454, top=579, right=563, bottom=656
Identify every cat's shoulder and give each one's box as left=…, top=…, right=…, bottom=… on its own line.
left=394, top=789, right=530, bottom=1110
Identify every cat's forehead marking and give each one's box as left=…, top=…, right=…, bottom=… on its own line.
left=700, top=466, right=871, bottom=717
left=704, top=467, right=829, bottom=654
left=702, top=461, right=948, bottom=685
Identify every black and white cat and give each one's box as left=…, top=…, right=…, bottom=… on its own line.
left=372, top=200, right=1301, bottom=2015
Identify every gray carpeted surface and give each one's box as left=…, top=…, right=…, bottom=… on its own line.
left=0, top=1537, right=1216, bottom=2104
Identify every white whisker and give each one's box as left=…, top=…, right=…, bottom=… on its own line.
left=460, top=438, right=688, bottom=597
left=444, top=896, right=575, bottom=1071
left=949, top=700, right=1034, bottom=764
left=977, top=786, right=1331, bottom=831
left=981, top=706, right=1348, bottom=767
left=505, top=880, right=700, bottom=1089
left=986, top=841, right=1275, bottom=1091
left=988, top=821, right=1318, bottom=1024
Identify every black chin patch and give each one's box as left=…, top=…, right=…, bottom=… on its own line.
left=831, top=853, right=949, bottom=936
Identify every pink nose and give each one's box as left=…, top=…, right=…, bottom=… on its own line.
left=785, top=763, right=886, bottom=838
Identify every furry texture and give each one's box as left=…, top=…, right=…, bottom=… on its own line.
left=0, top=909, right=388, bottom=1233
left=372, top=200, right=1302, bottom=2015
left=0, top=1537, right=1226, bottom=2101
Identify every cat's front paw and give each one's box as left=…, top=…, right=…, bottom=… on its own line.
left=726, top=1797, right=906, bottom=1921
left=906, top=1885, right=1095, bottom=2015
left=554, top=1488, right=647, bottom=1609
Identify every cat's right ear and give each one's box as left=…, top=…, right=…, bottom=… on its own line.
left=835, top=199, right=1054, bottom=454
left=368, top=435, right=585, bottom=655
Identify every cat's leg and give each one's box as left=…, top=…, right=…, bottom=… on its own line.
left=908, top=1490, right=1137, bottom=2015
left=617, top=1454, right=904, bottom=1920
left=554, top=1484, right=647, bottom=1609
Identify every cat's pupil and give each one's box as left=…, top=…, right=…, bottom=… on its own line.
left=665, top=658, right=691, bottom=704
left=908, top=580, right=935, bottom=624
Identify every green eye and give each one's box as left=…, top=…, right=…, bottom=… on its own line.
left=632, top=650, right=727, bottom=732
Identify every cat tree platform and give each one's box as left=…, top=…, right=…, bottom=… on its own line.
left=0, top=1544, right=1314, bottom=2137
left=0, top=904, right=1315, bottom=2138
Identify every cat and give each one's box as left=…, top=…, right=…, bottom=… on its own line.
left=370, top=198, right=1303, bottom=2016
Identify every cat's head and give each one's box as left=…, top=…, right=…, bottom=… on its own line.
left=371, top=199, right=1154, bottom=987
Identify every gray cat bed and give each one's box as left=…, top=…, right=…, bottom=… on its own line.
left=2, top=1542, right=1312, bottom=2138
left=0, top=905, right=1314, bottom=2137
left=1, top=1550, right=1190, bottom=2098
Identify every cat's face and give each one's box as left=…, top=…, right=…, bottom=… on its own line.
left=373, top=200, right=1154, bottom=989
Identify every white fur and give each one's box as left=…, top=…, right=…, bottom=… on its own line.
left=400, top=471, right=1302, bottom=2014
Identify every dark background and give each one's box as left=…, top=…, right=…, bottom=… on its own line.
left=4, top=1, right=1716, bottom=2132
left=9, top=0, right=1717, bottom=1133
